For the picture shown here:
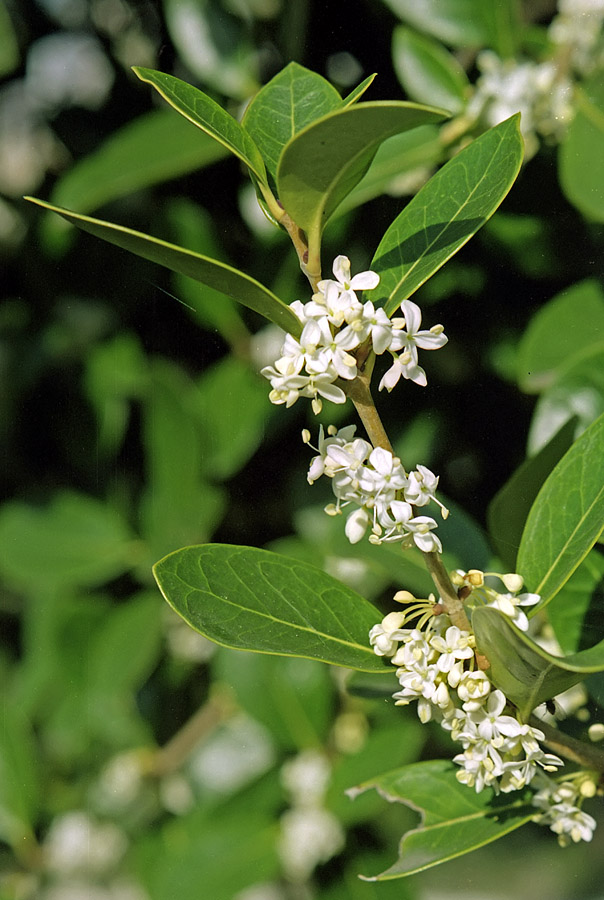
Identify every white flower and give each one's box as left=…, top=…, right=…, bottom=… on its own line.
left=486, top=589, right=540, bottom=632
left=345, top=507, right=370, bottom=544
left=404, top=465, right=440, bottom=507
left=404, top=515, right=442, bottom=553
left=316, top=255, right=380, bottom=323
left=369, top=611, right=407, bottom=656
left=391, top=300, right=448, bottom=354
left=430, top=626, right=474, bottom=672
left=457, top=670, right=491, bottom=709
left=379, top=350, right=427, bottom=391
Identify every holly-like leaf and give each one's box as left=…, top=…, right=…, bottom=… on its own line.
left=393, top=26, right=469, bottom=114
left=371, top=115, right=523, bottom=316
left=349, top=759, right=534, bottom=879
left=516, top=411, right=604, bottom=607
left=242, top=62, right=341, bottom=182
left=276, top=101, right=448, bottom=242
left=132, top=66, right=267, bottom=183
left=487, top=417, right=577, bottom=570
left=153, top=544, right=387, bottom=672
left=472, top=606, right=604, bottom=719
left=559, top=72, right=604, bottom=222
left=24, top=198, right=300, bottom=335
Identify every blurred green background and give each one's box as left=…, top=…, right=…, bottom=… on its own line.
left=1, top=0, right=604, bottom=898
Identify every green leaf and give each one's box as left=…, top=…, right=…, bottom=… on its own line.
left=0, top=0, right=19, bottom=78
left=527, top=346, right=604, bottom=455
left=132, top=66, right=267, bottom=183
left=349, top=759, right=534, bottom=879
left=333, top=126, right=443, bottom=218
left=480, top=0, right=521, bottom=58
left=472, top=606, right=604, bottom=719
left=516, top=411, right=604, bottom=607
left=194, top=355, right=273, bottom=481
left=517, top=279, right=604, bottom=393
left=341, top=73, right=378, bottom=106
left=153, top=544, right=387, bottom=672
left=559, top=73, right=604, bottom=222
left=0, top=704, right=39, bottom=853
left=547, top=549, right=604, bottom=655
left=393, top=26, right=469, bottom=114
left=43, top=109, right=229, bottom=252
left=0, top=491, right=136, bottom=591
left=371, top=115, right=524, bottom=316
left=380, top=0, right=490, bottom=47
left=25, top=198, right=300, bottom=334
left=242, top=62, right=341, bottom=182
left=487, top=417, right=578, bottom=570
left=276, top=101, right=448, bottom=240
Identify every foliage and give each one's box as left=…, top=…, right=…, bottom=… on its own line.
left=2, top=2, right=604, bottom=899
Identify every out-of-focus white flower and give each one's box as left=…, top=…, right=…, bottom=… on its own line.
left=44, top=812, right=127, bottom=874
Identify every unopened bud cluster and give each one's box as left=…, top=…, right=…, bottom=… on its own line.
left=303, top=425, right=447, bottom=551
left=261, top=255, right=447, bottom=414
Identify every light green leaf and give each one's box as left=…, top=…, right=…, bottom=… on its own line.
left=517, top=279, right=604, bottom=393
left=393, top=26, right=469, bottom=114
left=43, top=109, right=229, bottom=252
left=0, top=491, right=137, bottom=591
left=559, top=73, right=604, bottom=222
left=380, top=0, right=489, bottom=47
left=546, top=549, right=604, bottom=655
left=334, top=126, right=443, bottom=218
left=472, top=606, right=604, bottom=719
left=371, top=115, right=524, bottom=316
left=276, top=101, right=448, bottom=240
left=153, top=544, right=387, bottom=672
left=487, top=418, right=577, bottom=570
left=132, top=66, right=267, bottom=182
left=25, top=198, right=300, bottom=334
left=341, top=74, right=378, bottom=106
left=242, top=62, right=341, bottom=182
left=516, top=411, right=604, bottom=607
left=349, top=759, right=534, bottom=879
left=0, top=705, right=39, bottom=853
left=480, top=0, right=521, bottom=58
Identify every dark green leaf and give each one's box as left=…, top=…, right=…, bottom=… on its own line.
left=371, top=115, right=524, bottom=316
left=25, top=198, right=301, bottom=334
left=132, top=66, right=267, bottom=182
left=559, top=73, right=604, bottom=222
left=517, top=279, right=604, bottom=393
left=487, top=417, right=578, bottom=570
left=393, top=26, right=469, bottom=114
left=472, top=606, right=604, bottom=719
left=242, top=62, right=341, bottom=181
left=380, top=0, right=489, bottom=47
left=0, top=491, right=136, bottom=590
left=0, top=0, right=19, bottom=78
left=43, top=110, right=229, bottom=252
left=547, top=549, right=604, bottom=655
left=517, top=411, right=604, bottom=606
left=349, top=759, right=534, bottom=879
left=153, top=544, right=387, bottom=672
left=276, top=101, right=448, bottom=241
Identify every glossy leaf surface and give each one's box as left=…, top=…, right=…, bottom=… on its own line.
left=242, top=62, right=341, bottom=181
left=546, top=549, right=604, bottom=655
left=472, top=606, right=604, bottom=719
left=371, top=115, right=523, bottom=316
left=133, top=66, right=267, bottom=182
left=276, top=101, right=448, bottom=237
left=153, top=544, right=386, bottom=672
left=25, top=198, right=301, bottom=334
left=380, top=0, right=489, bottom=47
left=350, top=759, right=533, bottom=879
left=517, top=411, right=604, bottom=606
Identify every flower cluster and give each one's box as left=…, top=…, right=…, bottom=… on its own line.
left=450, top=568, right=541, bottom=632
left=303, top=424, right=447, bottom=550
left=261, top=255, right=447, bottom=414
left=369, top=594, right=565, bottom=798
left=531, top=772, right=598, bottom=845
left=550, top=0, right=604, bottom=76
